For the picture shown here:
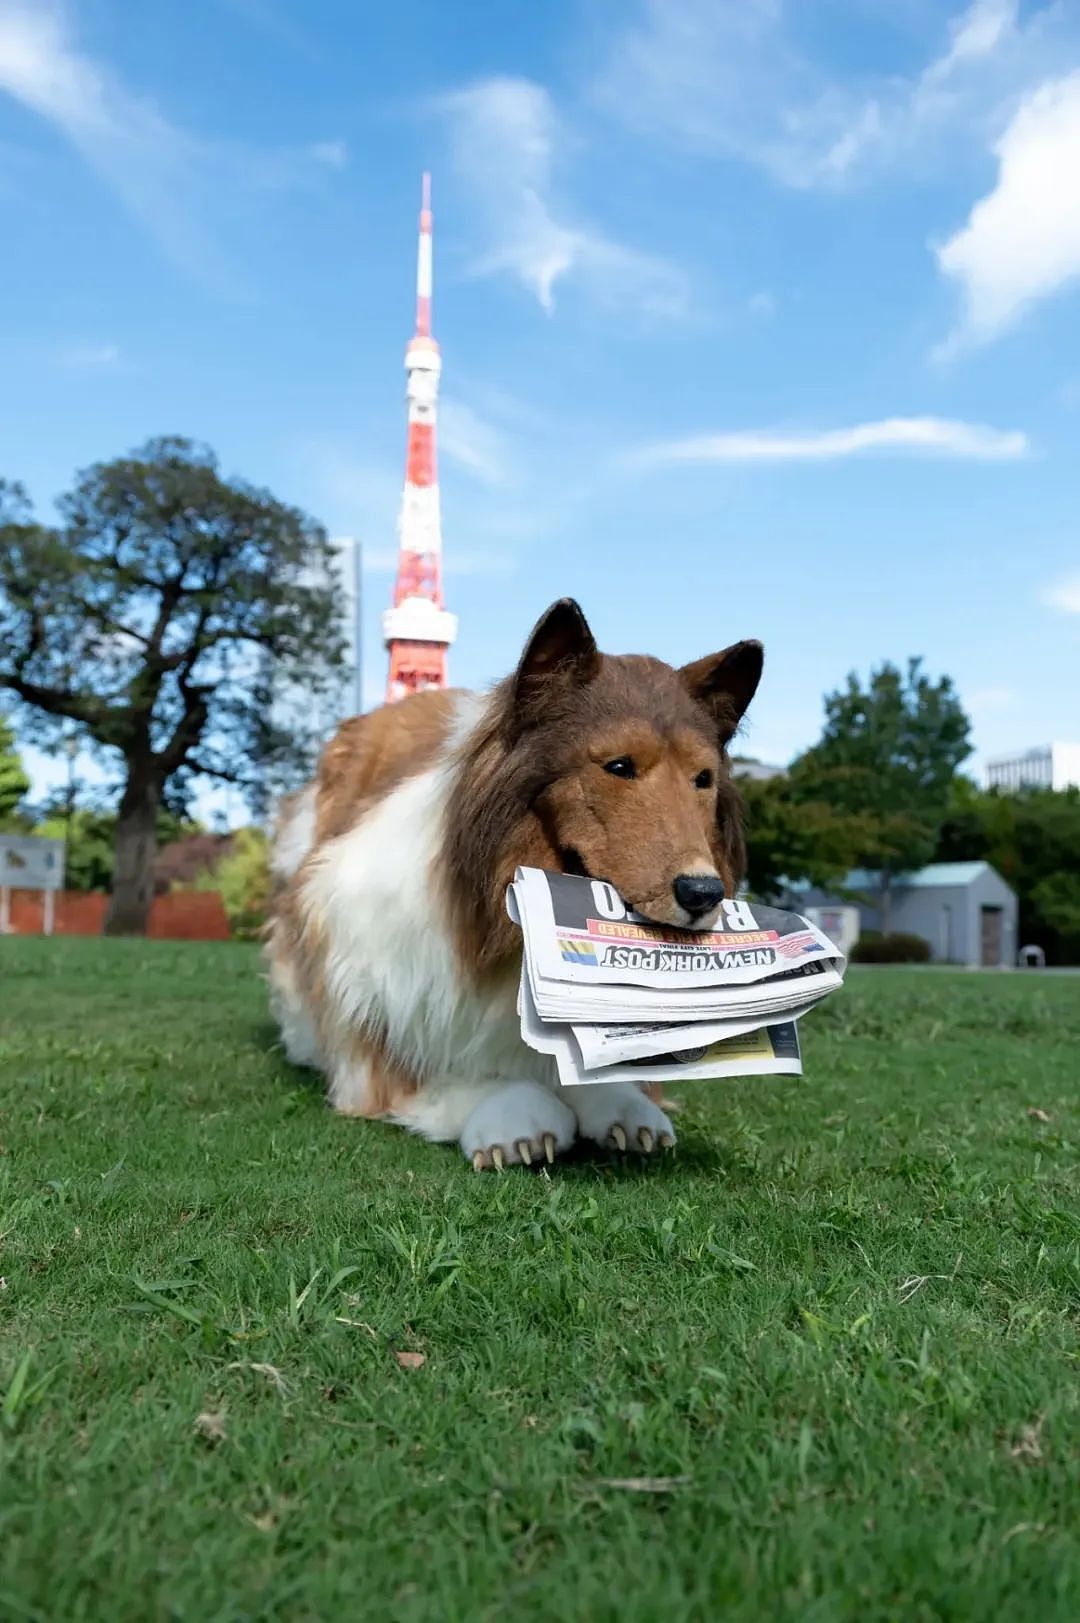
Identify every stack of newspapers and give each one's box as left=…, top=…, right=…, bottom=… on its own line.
left=507, top=867, right=846, bottom=1088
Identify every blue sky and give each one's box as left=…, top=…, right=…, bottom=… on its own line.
left=2, top=0, right=1079, bottom=819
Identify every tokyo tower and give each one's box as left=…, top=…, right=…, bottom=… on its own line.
left=382, top=173, right=458, bottom=702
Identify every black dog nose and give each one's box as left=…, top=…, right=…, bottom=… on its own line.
left=673, top=874, right=726, bottom=918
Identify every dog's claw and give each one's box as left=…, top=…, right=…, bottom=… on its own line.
left=516, top=1139, right=533, bottom=1165
left=543, top=1133, right=557, bottom=1164
left=638, top=1127, right=655, bottom=1153
left=472, top=1149, right=487, bottom=1173
left=611, top=1124, right=628, bottom=1152
left=491, top=1145, right=505, bottom=1172
left=659, top=1132, right=676, bottom=1150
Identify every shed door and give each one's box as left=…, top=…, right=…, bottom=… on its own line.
left=980, top=906, right=1003, bottom=967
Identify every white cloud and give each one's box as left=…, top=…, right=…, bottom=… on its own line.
left=1041, top=572, right=1080, bottom=614
left=0, top=1, right=329, bottom=285
left=0, top=0, right=232, bottom=280
left=592, top=0, right=1068, bottom=190
left=436, top=76, right=688, bottom=317
left=926, top=0, right=1019, bottom=84
left=439, top=397, right=511, bottom=486
left=307, top=138, right=347, bottom=168
left=593, top=0, right=813, bottom=182
left=935, top=72, right=1080, bottom=353
left=56, top=340, right=120, bottom=368
left=633, top=416, right=1029, bottom=466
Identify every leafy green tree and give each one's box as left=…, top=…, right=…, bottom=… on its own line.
left=0, top=711, right=30, bottom=827
left=180, top=825, right=270, bottom=939
left=1029, top=872, right=1080, bottom=961
left=738, top=773, right=873, bottom=901
left=32, top=808, right=116, bottom=892
left=29, top=804, right=199, bottom=894
left=790, top=660, right=972, bottom=929
left=937, top=781, right=1080, bottom=963
left=0, top=439, right=345, bottom=935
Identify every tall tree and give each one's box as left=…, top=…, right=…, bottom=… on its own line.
left=0, top=711, right=30, bottom=826
left=790, top=660, right=972, bottom=930
left=738, top=772, right=874, bottom=901
left=937, top=780, right=1080, bottom=964
left=0, top=438, right=345, bottom=934
left=28, top=804, right=199, bottom=895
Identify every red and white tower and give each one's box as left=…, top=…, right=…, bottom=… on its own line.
left=383, top=172, right=457, bottom=703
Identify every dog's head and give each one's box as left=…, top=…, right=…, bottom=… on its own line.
left=505, top=599, right=763, bottom=928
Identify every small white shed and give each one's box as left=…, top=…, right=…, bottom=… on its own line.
left=798, top=862, right=1018, bottom=968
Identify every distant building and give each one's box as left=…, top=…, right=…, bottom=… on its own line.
left=731, top=757, right=786, bottom=782
left=985, top=742, right=1080, bottom=793
left=330, top=535, right=363, bottom=723
left=266, top=535, right=359, bottom=781
left=794, top=862, right=1018, bottom=968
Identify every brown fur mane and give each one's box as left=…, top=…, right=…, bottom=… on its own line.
left=442, top=655, right=749, bottom=980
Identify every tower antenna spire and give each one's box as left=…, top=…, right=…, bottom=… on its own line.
left=415, top=170, right=433, bottom=338
left=382, top=172, right=457, bottom=702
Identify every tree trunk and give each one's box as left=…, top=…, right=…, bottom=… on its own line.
left=880, top=870, right=892, bottom=936
left=103, top=771, right=160, bottom=936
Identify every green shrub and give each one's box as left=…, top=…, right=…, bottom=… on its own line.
left=178, top=826, right=270, bottom=940
left=851, top=931, right=931, bottom=964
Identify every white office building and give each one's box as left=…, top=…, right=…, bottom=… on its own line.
left=985, top=743, right=1080, bottom=793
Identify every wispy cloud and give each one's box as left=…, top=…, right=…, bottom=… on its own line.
left=925, top=0, right=1019, bottom=84
left=0, top=1, right=344, bottom=285
left=592, top=0, right=1071, bottom=190
left=439, top=397, right=512, bottom=486
left=55, top=340, right=120, bottom=368
left=307, top=138, right=347, bottom=169
left=593, top=0, right=817, bottom=183
left=0, top=0, right=232, bottom=281
left=435, top=76, right=688, bottom=318
left=1041, top=572, right=1080, bottom=614
left=632, top=416, right=1029, bottom=467
left=746, top=289, right=776, bottom=318
left=935, top=72, right=1080, bottom=355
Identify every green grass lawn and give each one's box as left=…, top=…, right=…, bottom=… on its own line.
left=1, top=940, right=1077, bottom=1622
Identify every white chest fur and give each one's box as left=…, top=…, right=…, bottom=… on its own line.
left=299, top=723, right=547, bottom=1089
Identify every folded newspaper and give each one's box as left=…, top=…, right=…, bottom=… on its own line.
left=506, top=867, right=846, bottom=1088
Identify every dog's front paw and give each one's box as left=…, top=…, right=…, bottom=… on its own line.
left=569, top=1083, right=676, bottom=1155
left=460, top=1081, right=578, bottom=1171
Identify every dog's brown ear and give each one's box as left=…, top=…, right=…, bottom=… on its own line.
left=513, top=599, right=600, bottom=699
left=680, top=640, right=764, bottom=745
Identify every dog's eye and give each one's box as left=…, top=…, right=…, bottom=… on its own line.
left=603, top=757, right=636, bottom=779
left=694, top=769, right=715, bottom=790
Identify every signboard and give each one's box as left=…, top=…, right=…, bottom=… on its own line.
left=0, top=835, right=66, bottom=892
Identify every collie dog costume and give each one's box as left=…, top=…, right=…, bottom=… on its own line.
left=267, top=600, right=763, bottom=1169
